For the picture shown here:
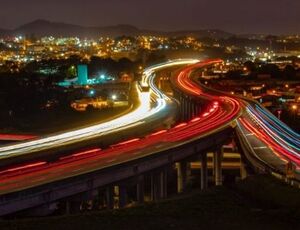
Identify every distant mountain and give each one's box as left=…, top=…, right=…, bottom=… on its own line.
left=0, top=19, right=233, bottom=39
left=11, top=20, right=147, bottom=38
left=15, top=19, right=87, bottom=37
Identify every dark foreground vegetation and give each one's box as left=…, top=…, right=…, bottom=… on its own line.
left=1, top=175, right=299, bottom=230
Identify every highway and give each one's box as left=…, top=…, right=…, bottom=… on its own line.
left=0, top=59, right=198, bottom=160
left=0, top=97, right=237, bottom=195
left=184, top=61, right=300, bottom=179
left=172, top=59, right=241, bottom=132
left=0, top=59, right=298, bottom=212
left=236, top=100, right=300, bottom=178
left=0, top=59, right=241, bottom=196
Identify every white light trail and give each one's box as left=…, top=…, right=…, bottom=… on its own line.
left=0, top=59, right=198, bottom=158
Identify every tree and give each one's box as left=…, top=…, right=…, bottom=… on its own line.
left=118, top=58, right=133, bottom=72
left=283, top=65, right=296, bottom=80
left=258, top=64, right=281, bottom=78
left=244, top=61, right=256, bottom=72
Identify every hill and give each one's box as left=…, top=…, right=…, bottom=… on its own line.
left=0, top=20, right=233, bottom=38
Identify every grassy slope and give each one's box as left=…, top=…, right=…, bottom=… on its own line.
left=1, top=175, right=300, bottom=230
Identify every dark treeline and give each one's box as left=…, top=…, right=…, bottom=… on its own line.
left=226, top=60, right=300, bottom=80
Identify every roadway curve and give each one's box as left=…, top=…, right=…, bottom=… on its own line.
left=172, top=59, right=241, bottom=133
left=0, top=60, right=199, bottom=162
left=0, top=59, right=240, bottom=196
left=236, top=100, right=300, bottom=179
left=0, top=59, right=297, bottom=212
left=182, top=60, right=300, bottom=180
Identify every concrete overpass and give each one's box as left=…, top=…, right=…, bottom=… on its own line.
left=1, top=59, right=298, bottom=217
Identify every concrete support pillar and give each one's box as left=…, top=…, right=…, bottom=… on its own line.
left=180, top=98, right=184, bottom=120
left=92, top=188, right=103, bottom=210
left=195, top=105, right=199, bottom=117
left=212, top=152, right=216, bottom=177
left=240, top=161, right=247, bottom=180
left=150, top=173, right=158, bottom=201
left=188, top=100, right=192, bottom=120
left=190, top=102, right=193, bottom=118
left=176, top=162, right=183, bottom=193
left=136, top=175, right=145, bottom=204
left=183, top=99, right=187, bottom=120
left=104, top=186, right=114, bottom=209
left=214, top=149, right=223, bottom=186
left=181, top=100, right=185, bottom=121
left=179, top=96, right=182, bottom=118
left=191, top=102, right=194, bottom=118
left=176, top=161, right=191, bottom=193
left=158, top=169, right=168, bottom=199
left=185, top=99, right=189, bottom=120
left=186, top=100, right=190, bottom=120
left=118, top=185, right=127, bottom=208
left=200, top=153, right=208, bottom=190
left=192, top=103, right=196, bottom=118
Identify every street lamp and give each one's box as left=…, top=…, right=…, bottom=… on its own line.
left=89, top=89, right=95, bottom=97
left=100, top=74, right=106, bottom=80
left=292, top=104, right=298, bottom=111
left=291, top=104, right=298, bottom=120
left=111, top=94, right=117, bottom=101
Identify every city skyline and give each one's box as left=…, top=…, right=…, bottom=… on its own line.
left=0, top=0, right=299, bottom=35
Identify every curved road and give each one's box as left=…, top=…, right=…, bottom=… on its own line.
left=0, top=59, right=298, bottom=198
left=0, top=60, right=198, bottom=160
left=0, top=59, right=240, bottom=195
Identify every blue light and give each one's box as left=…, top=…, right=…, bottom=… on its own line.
left=77, top=65, right=88, bottom=85
left=89, top=90, right=95, bottom=96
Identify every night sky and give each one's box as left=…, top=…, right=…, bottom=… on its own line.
left=0, top=0, right=299, bottom=34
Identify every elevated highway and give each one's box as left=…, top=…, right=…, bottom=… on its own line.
left=0, top=60, right=200, bottom=168
left=236, top=100, right=300, bottom=180
left=186, top=61, right=300, bottom=183
left=0, top=59, right=298, bottom=216
left=0, top=59, right=240, bottom=216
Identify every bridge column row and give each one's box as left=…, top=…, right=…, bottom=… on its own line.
left=175, top=148, right=223, bottom=193
left=178, top=96, right=201, bottom=121
left=174, top=89, right=206, bottom=122
left=115, top=147, right=224, bottom=207
left=151, top=169, right=168, bottom=200
left=60, top=147, right=225, bottom=215
left=101, top=168, right=169, bottom=209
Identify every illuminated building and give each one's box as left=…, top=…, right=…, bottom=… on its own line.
left=77, top=64, right=88, bottom=85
